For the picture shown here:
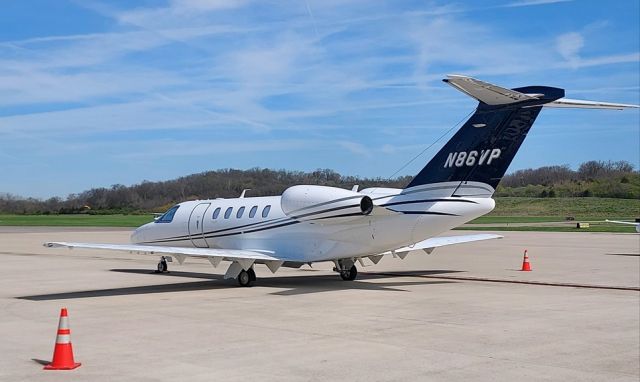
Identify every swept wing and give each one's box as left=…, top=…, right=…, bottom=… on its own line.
left=44, top=242, right=284, bottom=273
left=365, top=233, right=503, bottom=263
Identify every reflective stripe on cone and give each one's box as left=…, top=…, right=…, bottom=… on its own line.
left=44, top=308, right=81, bottom=370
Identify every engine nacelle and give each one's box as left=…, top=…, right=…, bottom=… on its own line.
left=281, top=185, right=373, bottom=223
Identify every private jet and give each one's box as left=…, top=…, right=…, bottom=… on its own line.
left=605, top=219, right=640, bottom=233
left=45, top=75, right=639, bottom=286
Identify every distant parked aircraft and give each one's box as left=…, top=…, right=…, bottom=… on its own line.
left=606, top=220, right=640, bottom=233
left=46, top=75, right=639, bottom=286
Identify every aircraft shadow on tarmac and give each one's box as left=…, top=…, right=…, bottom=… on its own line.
left=15, top=269, right=460, bottom=300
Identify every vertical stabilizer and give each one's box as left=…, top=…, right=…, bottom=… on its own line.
left=405, top=76, right=565, bottom=196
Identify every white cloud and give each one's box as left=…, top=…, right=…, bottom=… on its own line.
left=0, top=69, right=185, bottom=106
left=554, top=30, right=639, bottom=70
left=381, top=144, right=396, bottom=154
left=118, top=138, right=317, bottom=160
left=337, top=141, right=372, bottom=157
left=504, top=0, right=573, bottom=7
left=0, top=100, right=226, bottom=136
left=557, top=52, right=640, bottom=69
left=555, top=31, right=584, bottom=64
left=115, top=0, right=250, bottom=30
left=409, top=17, right=554, bottom=82
left=171, top=0, right=248, bottom=11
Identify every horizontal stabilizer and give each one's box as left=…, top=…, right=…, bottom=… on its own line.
left=394, top=233, right=503, bottom=253
left=378, top=233, right=503, bottom=257
left=444, top=75, right=539, bottom=105
left=543, top=98, right=639, bottom=110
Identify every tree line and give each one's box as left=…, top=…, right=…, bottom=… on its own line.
left=497, top=160, right=638, bottom=198
left=0, top=169, right=412, bottom=214
left=1, top=161, right=637, bottom=215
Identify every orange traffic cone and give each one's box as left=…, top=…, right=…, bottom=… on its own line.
left=520, top=250, right=532, bottom=272
left=44, top=308, right=81, bottom=370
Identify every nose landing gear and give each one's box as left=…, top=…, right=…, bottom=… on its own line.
left=156, top=256, right=169, bottom=273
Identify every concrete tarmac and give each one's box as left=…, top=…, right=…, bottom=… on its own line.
left=0, top=228, right=638, bottom=381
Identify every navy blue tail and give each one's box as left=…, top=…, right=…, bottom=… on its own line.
left=405, top=84, right=565, bottom=193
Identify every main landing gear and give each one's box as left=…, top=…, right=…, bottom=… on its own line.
left=237, top=268, right=257, bottom=287
left=156, top=256, right=168, bottom=273
left=334, top=260, right=358, bottom=281
left=340, top=265, right=358, bottom=281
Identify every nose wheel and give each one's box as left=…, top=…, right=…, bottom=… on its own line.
left=156, top=257, right=168, bottom=273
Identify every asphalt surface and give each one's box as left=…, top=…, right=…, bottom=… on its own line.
left=0, top=228, right=638, bottom=381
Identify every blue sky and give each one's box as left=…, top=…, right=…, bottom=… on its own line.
left=1, top=0, right=638, bottom=198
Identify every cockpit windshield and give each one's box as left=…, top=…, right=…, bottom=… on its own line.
left=156, top=205, right=179, bottom=223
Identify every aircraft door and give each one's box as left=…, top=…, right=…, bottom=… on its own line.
left=188, top=203, right=211, bottom=248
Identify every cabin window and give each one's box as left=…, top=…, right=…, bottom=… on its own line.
left=236, top=206, right=245, bottom=218
left=262, top=205, right=271, bottom=218
left=212, top=207, right=221, bottom=219
left=249, top=206, right=258, bottom=218
left=224, top=207, right=233, bottom=219
left=156, top=206, right=179, bottom=223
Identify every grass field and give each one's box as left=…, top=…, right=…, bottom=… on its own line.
left=488, top=197, right=639, bottom=217
left=462, top=197, right=639, bottom=232
left=455, top=224, right=637, bottom=233
left=0, top=214, right=153, bottom=227
left=0, top=197, right=638, bottom=232
left=471, top=216, right=565, bottom=224
left=469, top=216, right=637, bottom=224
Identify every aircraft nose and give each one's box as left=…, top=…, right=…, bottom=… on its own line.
left=131, top=226, right=145, bottom=243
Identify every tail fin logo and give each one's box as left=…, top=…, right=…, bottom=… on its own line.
left=444, top=149, right=501, bottom=168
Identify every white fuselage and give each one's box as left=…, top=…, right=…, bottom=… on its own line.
left=131, top=182, right=496, bottom=263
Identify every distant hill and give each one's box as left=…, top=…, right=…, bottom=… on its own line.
left=497, top=160, right=639, bottom=199
left=0, top=169, right=412, bottom=214
left=1, top=160, right=637, bottom=214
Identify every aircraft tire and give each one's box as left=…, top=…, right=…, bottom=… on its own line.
left=157, top=260, right=167, bottom=273
left=248, top=267, right=257, bottom=281
left=340, top=265, right=358, bottom=281
left=237, top=270, right=253, bottom=287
